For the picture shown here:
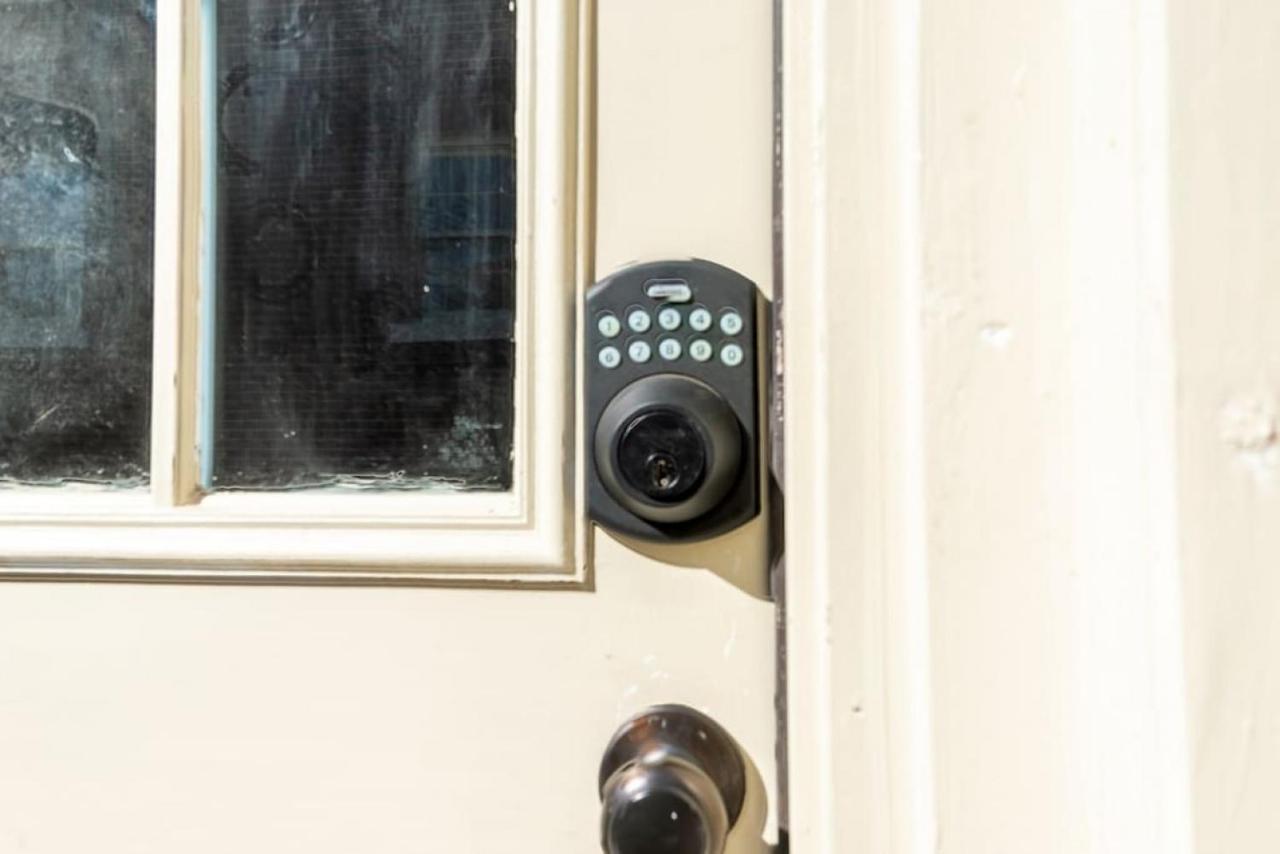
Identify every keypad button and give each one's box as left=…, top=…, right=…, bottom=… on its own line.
left=628, top=339, right=652, bottom=363
left=627, top=309, right=652, bottom=333
left=658, top=338, right=683, bottom=361
left=597, top=312, right=621, bottom=338
left=719, top=310, right=744, bottom=336
left=657, top=306, right=683, bottom=331
left=689, top=339, right=714, bottom=362
left=720, top=342, right=745, bottom=367
left=598, top=346, right=622, bottom=369
left=689, top=307, right=713, bottom=332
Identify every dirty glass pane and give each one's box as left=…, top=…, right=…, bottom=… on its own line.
left=0, top=3, right=156, bottom=487
left=213, top=0, right=516, bottom=491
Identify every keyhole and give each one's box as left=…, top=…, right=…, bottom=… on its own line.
left=646, top=453, right=679, bottom=491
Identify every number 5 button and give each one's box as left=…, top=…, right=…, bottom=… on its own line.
left=719, top=310, right=744, bottom=336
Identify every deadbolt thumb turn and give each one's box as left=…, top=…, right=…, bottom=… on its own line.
left=598, top=705, right=746, bottom=854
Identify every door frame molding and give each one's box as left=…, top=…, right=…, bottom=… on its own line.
left=782, top=0, right=1196, bottom=851
left=782, top=0, right=938, bottom=849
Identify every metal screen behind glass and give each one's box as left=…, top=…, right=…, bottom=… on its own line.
left=213, top=0, right=517, bottom=492
left=0, top=3, right=156, bottom=487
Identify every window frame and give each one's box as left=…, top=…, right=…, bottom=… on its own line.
left=0, top=0, right=587, bottom=585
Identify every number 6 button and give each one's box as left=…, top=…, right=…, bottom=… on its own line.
left=598, top=346, right=622, bottom=369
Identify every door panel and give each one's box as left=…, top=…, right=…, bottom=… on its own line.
left=0, top=1, right=778, bottom=852
left=0, top=564, right=775, bottom=851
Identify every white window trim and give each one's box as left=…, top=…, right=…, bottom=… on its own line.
left=0, top=0, right=588, bottom=585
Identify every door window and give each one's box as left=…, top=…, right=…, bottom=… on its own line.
left=211, top=0, right=516, bottom=492
left=0, top=0, right=581, bottom=582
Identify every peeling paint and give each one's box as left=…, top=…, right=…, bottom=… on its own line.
left=722, top=622, right=739, bottom=659
left=978, top=322, right=1013, bottom=350
left=1220, top=392, right=1280, bottom=484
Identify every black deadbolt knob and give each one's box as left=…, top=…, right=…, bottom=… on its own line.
left=594, top=375, right=742, bottom=526
left=616, top=409, right=708, bottom=504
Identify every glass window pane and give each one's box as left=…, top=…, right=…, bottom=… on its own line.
left=0, top=4, right=156, bottom=487
left=213, top=0, right=517, bottom=492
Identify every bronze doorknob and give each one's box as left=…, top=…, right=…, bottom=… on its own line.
left=598, top=705, right=746, bottom=854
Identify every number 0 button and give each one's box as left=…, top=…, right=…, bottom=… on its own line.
left=689, top=339, right=714, bottom=362
left=689, top=307, right=713, bottom=332
left=598, top=346, right=622, bottom=369
left=720, top=342, right=745, bottom=367
left=628, top=340, right=652, bottom=363
left=719, top=310, right=744, bottom=336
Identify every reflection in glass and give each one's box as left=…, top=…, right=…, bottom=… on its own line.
left=214, top=0, right=517, bottom=491
left=0, top=3, right=156, bottom=487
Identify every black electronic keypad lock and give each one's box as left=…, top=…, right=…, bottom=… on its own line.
left=586, top=259, right=761, bottom=543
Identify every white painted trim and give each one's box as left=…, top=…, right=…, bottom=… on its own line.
left=785, top=0, right=1195, bottom=849
left=1066, top=1, right=1193, bottom=849
left=783, top=0, right=938, bottom=849
left=148, top=0, right=190, bottom=506
left=0, top=0, right=584, bottom=583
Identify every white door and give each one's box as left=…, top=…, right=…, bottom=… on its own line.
left=0, top=1, right=779, bottom=852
